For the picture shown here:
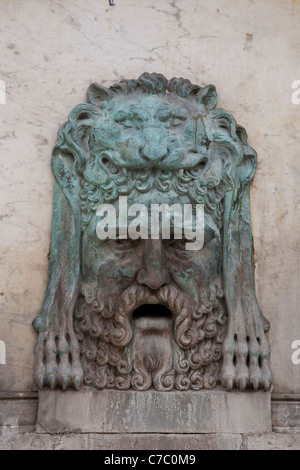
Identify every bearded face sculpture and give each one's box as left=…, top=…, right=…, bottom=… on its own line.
left=33, top=73, right=272, bottom=392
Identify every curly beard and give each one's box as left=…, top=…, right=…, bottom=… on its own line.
left=73, top=280, right=227, bottom=391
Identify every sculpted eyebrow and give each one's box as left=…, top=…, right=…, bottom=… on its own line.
left=173, top=107, right=188, bottom=120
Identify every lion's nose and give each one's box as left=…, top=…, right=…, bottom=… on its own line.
left=141, top=129, right=169, bottom=163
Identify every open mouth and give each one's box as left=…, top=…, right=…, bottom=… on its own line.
left=130, top=303, right=175, bottom=387
left=132, top=304, right=173, bottom=332
left=132, top=303, right=172, bottom=319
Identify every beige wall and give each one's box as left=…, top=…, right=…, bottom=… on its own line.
left=0, top=0, right=299, bottom=393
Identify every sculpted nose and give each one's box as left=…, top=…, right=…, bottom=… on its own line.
left=137, top=240, right=171, bottom=290
left=141, top=128, right=168, bottom=162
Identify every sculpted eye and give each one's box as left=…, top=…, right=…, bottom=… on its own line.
left=156, top=107, right=172, bottom=122
left=108, top=238, right=136, bottom=251
left=114, top=110, right=132, bottom=125
left=171, top=108, right=188, bottom=127
left=114, top=110, right=126, bottom=121
left=172, top=118, right=184, bottom=127
left=173, top=107, right=188, bottom=121
left=204, top=227, right=219, bottom=245
left=131, top=108, right=149, bottom=122
left=166, top=238, right=187, bottom=252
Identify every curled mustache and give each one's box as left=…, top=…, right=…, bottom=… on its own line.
left=82, top=282, right=198, bottom=349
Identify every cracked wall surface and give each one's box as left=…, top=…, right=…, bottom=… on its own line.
left=0, top=0, right=299, bottom=445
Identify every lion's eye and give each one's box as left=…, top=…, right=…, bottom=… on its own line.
left=172, top=118, right=184, bottom=127
left=114, top=110, right=128, bottom=122
left=114, top=110, right=134, bottom=127
left=173, top=107, right=188, bottom=120
left=156, top=107, right=172, bottom=122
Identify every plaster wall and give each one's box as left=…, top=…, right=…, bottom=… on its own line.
left=0, top=0, right=299, bottom=396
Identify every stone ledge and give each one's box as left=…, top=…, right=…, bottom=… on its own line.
left=37, top=389, right=271, bottom=434
left=2, top=431, right=300, bottom=450
left=1, top=431, right=244, bottom=450
left=0, top=392, right=38, bottom=400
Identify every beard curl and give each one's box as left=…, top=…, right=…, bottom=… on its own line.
left=74, top=279, right=227, bottom=391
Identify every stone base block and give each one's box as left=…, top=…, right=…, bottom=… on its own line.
left=37, top=389, right=271, bottom=434
left=0, top=392, right=37, bottom=429
left=271, top=395, right=300, bottom=432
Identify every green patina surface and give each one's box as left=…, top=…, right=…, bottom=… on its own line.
left=32, top=73, right=271, bottom=393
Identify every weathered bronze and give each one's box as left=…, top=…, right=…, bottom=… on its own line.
left=33, top=73, right=271, bottom=392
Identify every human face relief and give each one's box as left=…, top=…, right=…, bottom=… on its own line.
left=90, top=94, right=206, bottom=169
left=80, top=189, right=222, bottom=307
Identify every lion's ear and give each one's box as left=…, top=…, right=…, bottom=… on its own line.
left=195, top=85, right=217, bottom=112
left=87, top=83, right=114, bottom=105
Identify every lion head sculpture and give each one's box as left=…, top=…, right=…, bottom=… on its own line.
left=33, top=73, right=271, bottom=392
